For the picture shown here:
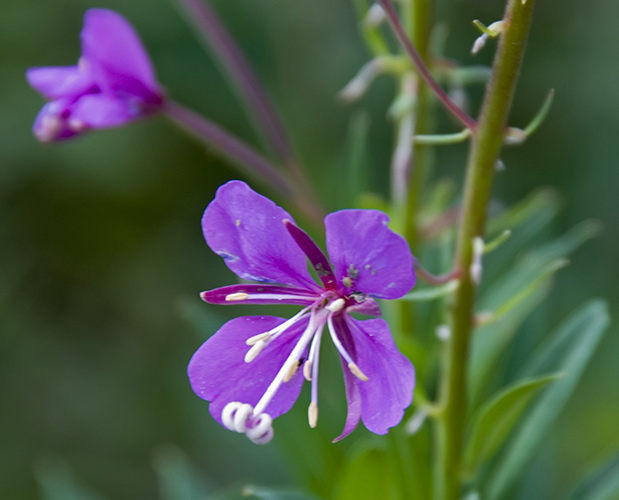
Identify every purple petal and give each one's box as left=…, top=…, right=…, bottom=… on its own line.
left=202, top=181, right=318, bottom=290
left=201, top=284, right=317, bottom=306
left=26, top=66, right=95, bottom=99
left=80, top=9, right=162, bottom=103
left=188, top=316, right=307, bottom=425
left=325, top=209, right=415, bottom=300
left=69, top=94, right=138, bottom=128
left=333, top=357, right=362, bottom=442
left=344, top=317, right=415, bottom=435
left=346, top=296, right=381, bottom=317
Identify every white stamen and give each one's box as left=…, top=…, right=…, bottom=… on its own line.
left=221, top=402, right=243, bottom=431
left=246, top=332, right=271, bottom=346
left=233, top=403, right=253, bottom=432
left=303, top=360, right=313, bottom=381
left=470, top=237, right=485, bottom=285
left=253, top=311, right=324, bottom=416
left=221, top=402, right=274, bottom=445
left=245, top=306, right=312, bottom=346
left=308, top=402, right=318, bottom=428
left=226, top=292, right=249, bottom=301
left=245, top=339, right=265, bottom=363
left=245, top=413, right=273, bottom=443
left=327, top=316, right=355, bottom=366
left=267, top=306, right=312, bottom=343
left=436, top=324, right=451, bottom=341
left=326, top=298, right=346, bottom=312
left=348, top=362, right=369, bottom=381
left=249, top=425, right=273, bottom=445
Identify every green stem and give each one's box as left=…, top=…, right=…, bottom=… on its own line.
left=394, top=0, right=434, bottom=339
left=434, top=1, right=537, bottom=499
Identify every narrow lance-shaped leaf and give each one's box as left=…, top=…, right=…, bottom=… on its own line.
left=153, top=445, right=214, bottom=500
left=487, top=300, right=610, bottom=498
left=567, top=453, right=619, bottom=500
left=464, top=373, right=562, bottom=478
left=335, top=447, right=403, bottom=500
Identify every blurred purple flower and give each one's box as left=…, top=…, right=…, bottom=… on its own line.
left=188, top=181, right=416, bottom=444
left=26, top=9, right=164, bottom=142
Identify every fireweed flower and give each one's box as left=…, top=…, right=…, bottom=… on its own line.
left=26, top=9, right=164, bottom=142
left=188, top=181, right=416, bottom=444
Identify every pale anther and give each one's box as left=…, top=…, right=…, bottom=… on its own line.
left=226, top=292, right=249, bottom=302
left=283, top=360, right=301, bottom=382
left=245, top=339, right=265, bottom=363
left=308, top=402, right=318, bottom=428
left=303, top=360, right=313, bottom=381
left=348, top=362, right=369, bottom=381
left=246, top=332, right=270, bottom=346
left=326, top=298, right=345, bottom=312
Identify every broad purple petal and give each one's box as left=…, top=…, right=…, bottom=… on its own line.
left=81, top=9, right=162, bottom=102
left=26, top=66, right=95, bottom=99
left=203, top=181, right=318, bottom=290
left=344, top=317, right=415, bottom=435
left=201, top=284, right=317, bottom=306
left=325, top=209, right=415, bottom=299
left=188, top=316, right=307, bottom=425
left=70, top=94, right=137, bottom=128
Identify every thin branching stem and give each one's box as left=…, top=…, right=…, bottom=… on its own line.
left=377, top=0, right=477, bottom=130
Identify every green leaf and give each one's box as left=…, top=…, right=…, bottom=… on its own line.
left=470, top=220, right=601, bottom=406
left=464, top=373, right=561, bottom=477
left=486, top=188, right=560, bottom=240
left=153, top=445, right=214, bottom=500
left=568, top=453, right=619, bottom=500
left=401, top=280, right=459, bottom=301
left=333, top=440, right=431, bottom=500
left=487, top=300, right=610, bottom=499
left=469, top=270, right=552, bottom=407
left=335, top=446, right=407, bottom=500
left=35, top=455, right=105, bottom=500
left=239, top=485, right=322, bottom=500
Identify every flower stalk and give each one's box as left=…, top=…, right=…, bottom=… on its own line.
left=434, top=1, right=537, bottom=498
left=376, top=0, right=476, bottom=131
left=163, top=100, right=323, bottom=226
left=173, top=0, right=323, bottom=218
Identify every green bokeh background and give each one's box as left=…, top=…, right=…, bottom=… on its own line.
left=1, top=0, right=617, bottom=498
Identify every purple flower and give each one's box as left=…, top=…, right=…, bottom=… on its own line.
left=26, top=9, right=164, bottom=142
left=188, top=181, right=416, bottom=444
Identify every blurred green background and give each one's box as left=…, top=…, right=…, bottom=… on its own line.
left=1, top=0, right=617, bottom=498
